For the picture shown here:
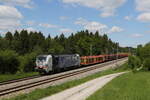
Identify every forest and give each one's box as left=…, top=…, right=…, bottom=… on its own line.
left=0, top=30, right=133, bottom=74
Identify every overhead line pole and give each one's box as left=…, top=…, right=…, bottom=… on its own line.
left=116, top=42, right=119, bottom=66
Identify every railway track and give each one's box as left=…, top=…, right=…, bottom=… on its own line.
left=0, top=75, right=42, bottom=86
left=0, top=58, right=127, bottom=97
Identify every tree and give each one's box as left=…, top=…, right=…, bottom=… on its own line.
left=42, top=37, right=51, bottom=53
left=5, top=31, right=13, bottom=41
left=128, top=56, right=141, bottom=71
left=139, top=43, right=150, bottom=60
left=20, top=30, right=29, bottom=54
left=136, top=44, right=142, bottom=57
left=59, top=33, right=66, bottom=46
left=12, top=31, right=21, bottom=52
left=0, top=50, right=19, bottom=74
left=5, top=31, right=13, bottom=49
left=14, top=30, right=20, bottom=40
left=19, top=52, right=37, bottom=72
left=143, top=58, right=150, bottom=71
left=48, top=40, right=64, bottom=54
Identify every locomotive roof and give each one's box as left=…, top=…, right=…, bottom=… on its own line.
left=37, top=55, right=48, bottom=57
left=53, top=54, right=79, bottom=57
left=37, top=54, right=79, bottom=57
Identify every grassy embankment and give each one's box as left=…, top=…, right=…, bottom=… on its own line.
left=87, top=71, right=150, bottom=100
left=3, top=63, right=128, bottom=100
left=0, top=72, right=39, bottom=82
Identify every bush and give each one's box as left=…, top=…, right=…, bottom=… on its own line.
left=143, top=58, right=150, bottom=71
left=128, top=56, right=141, bottom=71
left=19, top=52, right=38, bottom=73
left=0, top=50, right=19, bottom=74
left=139, top=43, right=150, bottom=60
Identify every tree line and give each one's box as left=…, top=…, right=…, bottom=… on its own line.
left=128, top=42, right=150, bottom=71
left=0, top=30, right=132, bottom=74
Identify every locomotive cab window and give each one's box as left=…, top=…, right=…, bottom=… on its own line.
left=37, top=56, right=47, bottom=61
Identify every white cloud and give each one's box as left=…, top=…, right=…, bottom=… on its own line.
left=75, top=18, right=124, bottom=34
left=0, top=5, right=22, bottom=19
left=26, top=27, right=36, bottom=32
left=62, top=0, right=126, bottom=17
left=60, top=16, right=69, bottom=20
left=137, top=13, right=150, bottom=22
left=0, top=5, right=23, bottom=31
left=59, top=28, right=73, bottom=33
left=84, top=21, right=108, bottom=32
left=108, top=26, right=123, bottom=33
left=0, top=19, right=21, bottom=30
left=75, top=18, right=107, bottom=33
left=26, top=21, right=59, bottom=29
left=131, top=33, right=143, bottom=38
left=0, top=0, right=34, bottom=8
left=124, top=16, right=132, bottom=20
left=74, top=17, right=88, bottom=25
left=39, top=23, right=58, bottom=28
left=135, top=0, right=150, bottom=23
left=135, top=0, right=150, bottom=12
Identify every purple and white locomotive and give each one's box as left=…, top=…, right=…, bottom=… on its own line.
left=35, top=54, right=80, bottom=74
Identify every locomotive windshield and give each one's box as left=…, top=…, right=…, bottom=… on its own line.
left=37, top=56, right=47, bottom=61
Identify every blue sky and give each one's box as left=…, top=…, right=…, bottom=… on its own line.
left=0, top=0, right=150, bottom=47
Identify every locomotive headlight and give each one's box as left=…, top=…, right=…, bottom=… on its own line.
left=43, top=64, right=48, bottom=69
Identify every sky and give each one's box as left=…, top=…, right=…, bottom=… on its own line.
left=0, top=0, right=150, bottom=47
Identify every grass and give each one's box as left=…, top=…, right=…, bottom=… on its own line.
left=0, top=72, right=39, bottom=82
left=3, top=62, right=128, bottom=100
left=87, top=71, right=150, bottom=100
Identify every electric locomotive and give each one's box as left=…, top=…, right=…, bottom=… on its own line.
left=35, top=54, right=80, bottom=74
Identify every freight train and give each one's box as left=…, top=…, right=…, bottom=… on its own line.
left=35, top=53, right=128, bottom=74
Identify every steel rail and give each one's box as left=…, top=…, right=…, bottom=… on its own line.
left=0, top=75, right=42, bottom=86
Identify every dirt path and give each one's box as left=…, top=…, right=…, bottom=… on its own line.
left=41, top=72, right=127, bottom=100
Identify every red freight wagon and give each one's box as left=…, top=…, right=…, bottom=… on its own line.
left=80, top=55, right=105, bottom=65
